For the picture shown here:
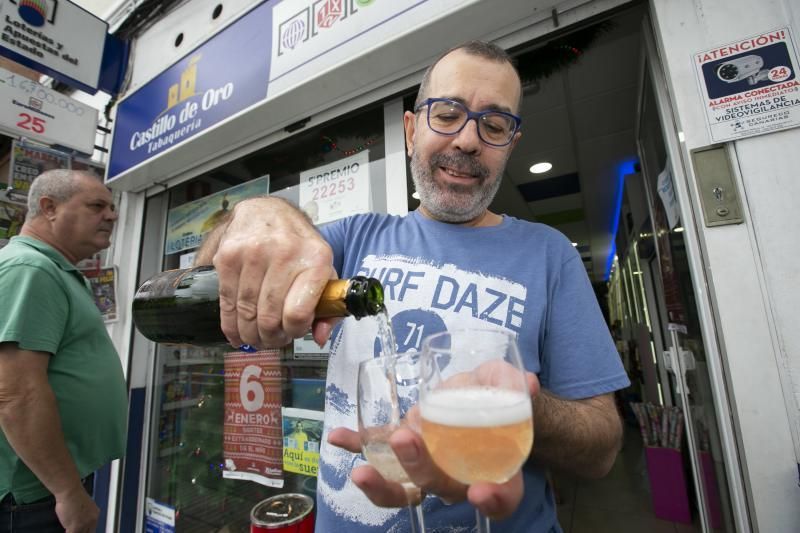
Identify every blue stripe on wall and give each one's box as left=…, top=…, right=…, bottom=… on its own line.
left=517, top=172, right=580, bottom=202
left=119, top=387, right=146, bottom=533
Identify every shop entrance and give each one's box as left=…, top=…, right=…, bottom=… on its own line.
left=488, top=5, right=746, bottom=532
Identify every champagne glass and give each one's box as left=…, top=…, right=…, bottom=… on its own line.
left=358, top=352, right=426, bottom=532
left=419, top=328, right=533, bottom=533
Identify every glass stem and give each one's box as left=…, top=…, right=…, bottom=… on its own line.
left=407, top=503, right=426, bottom=532
left=475, top=508, right=491, bottom=533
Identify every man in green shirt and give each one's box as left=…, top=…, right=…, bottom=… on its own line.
left=0, top=170, right=127, bottom=533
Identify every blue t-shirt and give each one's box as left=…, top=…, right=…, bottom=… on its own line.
left=315, top=210, right=630, bottom=533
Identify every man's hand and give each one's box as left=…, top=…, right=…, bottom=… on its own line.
left=209, top=197, right=338, bottom=349
left=328, top=371, right=540, bottom=519
left=55, top=484, right=99, bottom=533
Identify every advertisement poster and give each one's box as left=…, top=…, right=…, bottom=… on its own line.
left=299, top=151, right=370, bottom=225
left=82, top=266, right=117, bottom=323
left=7, top=141, right=70, bottom=203
left=282, top=407, right=324, bottom=477
left=165, top=175, right=269, bottom=255
left=222, top=349, right=284, bottom=488
left=694, top=27, right=800, bottom=142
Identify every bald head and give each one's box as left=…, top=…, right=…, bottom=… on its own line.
left=415, top=40, right=522, bottom=113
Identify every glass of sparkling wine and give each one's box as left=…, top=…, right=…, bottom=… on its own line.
left=419, top=328, right=533, bottom=533
left=358, top=351, right=426, bottom=532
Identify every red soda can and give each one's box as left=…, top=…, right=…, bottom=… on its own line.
left=251, top=493, right=315, bottom=533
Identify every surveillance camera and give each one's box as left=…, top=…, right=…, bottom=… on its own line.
left=716, top=55, right=768, bottom=85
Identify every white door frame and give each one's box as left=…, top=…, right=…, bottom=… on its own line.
left=637, top=15, right=751, bottom=532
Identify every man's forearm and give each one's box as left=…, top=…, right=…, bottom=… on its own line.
left=532, top=391, right=622, bottom=478
left=0, top=384, right=83, bottom=497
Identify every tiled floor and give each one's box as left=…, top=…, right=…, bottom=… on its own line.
left=552, top=426, right=702, bottom=533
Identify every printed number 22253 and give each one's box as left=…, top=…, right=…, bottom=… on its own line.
left=312, top=177, right=355, bottom=200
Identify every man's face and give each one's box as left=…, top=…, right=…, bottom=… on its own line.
left=50, top=174, right=117, bottom=262
left=404, top=49, right=522, bottom=224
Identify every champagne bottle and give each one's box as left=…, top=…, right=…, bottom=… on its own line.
left=132, top=265, right=384, bottom=346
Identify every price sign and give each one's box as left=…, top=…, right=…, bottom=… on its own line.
left=299, top=151, right=371, bottom=225
left=0, top=67, right=98, bottom=154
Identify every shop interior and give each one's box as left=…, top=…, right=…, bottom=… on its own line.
left=127, top=2, right=737, bottom=532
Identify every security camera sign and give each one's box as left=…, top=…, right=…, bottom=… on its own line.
left=694, top=27, right=800, bottom=142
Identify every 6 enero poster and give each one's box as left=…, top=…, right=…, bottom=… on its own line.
left=694, top=27, right=800, bottom=142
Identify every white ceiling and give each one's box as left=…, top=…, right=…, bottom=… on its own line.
left=490, top=6, right=645, bottom=281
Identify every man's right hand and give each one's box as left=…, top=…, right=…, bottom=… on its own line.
left=55, top=484, right=99, bottom=533
left=210, top=197, right=338, bottom=349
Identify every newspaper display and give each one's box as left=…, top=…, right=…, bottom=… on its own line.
left=7, top=141, right=70, bottom=203
left=82, top=266, right=118, bottom=323
left=0, top=199, right=26, bottom=248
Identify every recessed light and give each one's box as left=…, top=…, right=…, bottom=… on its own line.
left=529, top=162, right=552, bottom=174
left=411, top=191, right=420, bottom=200
left=571, top=242, right=578, bottom=247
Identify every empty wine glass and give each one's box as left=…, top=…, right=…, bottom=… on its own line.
left=419, top=328, right=533, bottom=533
left=358, top=351, right=426, bottom=532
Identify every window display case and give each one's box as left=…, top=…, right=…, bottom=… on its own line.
left=138, top=102, right=392, bottom=531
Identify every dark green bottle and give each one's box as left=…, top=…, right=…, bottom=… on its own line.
left=132, top=265, right=384, bottom=346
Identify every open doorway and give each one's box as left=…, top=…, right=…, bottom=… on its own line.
left=410, top=3, right=739, bottom=531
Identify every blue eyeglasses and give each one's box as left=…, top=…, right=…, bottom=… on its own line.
left=414, top=98, right=522, bottom=147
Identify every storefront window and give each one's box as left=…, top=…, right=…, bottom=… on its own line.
left=142, top=101, right=389, bottom=531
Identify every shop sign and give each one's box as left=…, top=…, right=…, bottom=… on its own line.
left=0, top=0, right=107, bottom=93
left=0, top=66, right=98, bottom=153
left=107, top=1, right=274, bottom=181
left=694, top=27, right=800, bottom=142
left=299, top=151, right=370, bottom=225
left=6, top=140, right=70, bottom=203
left=269, top=0, right=469, bottom=90
left=223, top=349, right=284, bottom=488
left=164, top=175, right=269, bottom=255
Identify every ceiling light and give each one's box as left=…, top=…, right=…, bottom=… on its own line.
left=571, top=242, right=578, bottom=247
left=674, top=226, right=684, bottom=233
left=529, top=162, right=552, bottom=174
left=411, top=191, right=420, bottom=200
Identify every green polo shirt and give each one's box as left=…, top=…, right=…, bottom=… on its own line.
left=0, top=236, right=127, bottom=503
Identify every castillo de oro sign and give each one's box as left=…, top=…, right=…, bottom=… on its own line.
left=0, top=0, right=107, bottom=93
left=107, top=1, right=273, bottom=180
